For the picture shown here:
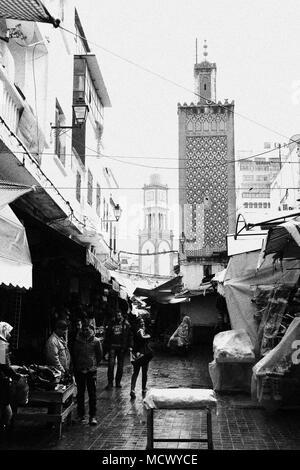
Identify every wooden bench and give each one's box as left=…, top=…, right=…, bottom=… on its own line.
left=143, top=388, right=217, bottom=450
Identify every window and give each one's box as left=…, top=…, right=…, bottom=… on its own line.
left=55, top=100, right=66, bottom=165
left=96, top=183, right=101, bottom=216
left=146, top=191, right=154, bottom=201
left=76, top=171, right=81, bottom=202
left=244, top=203, right=248, bottom=208
left=258, top=203, right=263, bottom=208
left=263, top=203, right=268, bottom=208
left=113, top=226, right=117, bottom=253
left=87, top=169, right=93, bottom=206
left=253, top=203, right=257, bottom=208
left=249, top=203, right=253, bottom=208
left=204, top=84, right=207, bottom=91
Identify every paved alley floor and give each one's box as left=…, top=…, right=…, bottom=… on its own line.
left=2, top=346, right=300, bottom=451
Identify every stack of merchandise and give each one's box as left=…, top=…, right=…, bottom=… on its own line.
left=209, top=330, right=255, bottom=392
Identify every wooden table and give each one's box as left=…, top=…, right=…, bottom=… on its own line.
left=144, top=388, right=217, bottom=450
left=14, top=383, right=76, bottom=439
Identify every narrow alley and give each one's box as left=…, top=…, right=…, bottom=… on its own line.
left=3, top=347, right=300, bottom=451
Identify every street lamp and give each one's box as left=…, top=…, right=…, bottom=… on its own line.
left=179, top=231, right=196, bottom=253
left=102, top=204, right=122, bottom=222
left=51, top=103, right=89, bottom=130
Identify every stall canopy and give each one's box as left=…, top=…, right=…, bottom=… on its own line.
left=0, top=182, right=34, bottom=289
left=258, top=217, right=300, bottom=269
left=0, top=205, right=32, bottom=289
left=133, top=276, right=186, bottom=304
left=0, top=0, right=60, bottom=27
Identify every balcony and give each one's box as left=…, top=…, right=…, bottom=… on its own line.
left=0, top=65, right=22, bottom=134
left=0, top=62, right=46, bottom=162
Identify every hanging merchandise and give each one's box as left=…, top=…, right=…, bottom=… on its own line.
left=252, top=284, right=300, bottom=357
left=252, top=317, right=300, bottom=408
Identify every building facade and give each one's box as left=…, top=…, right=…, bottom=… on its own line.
left=0, top=0, right=123, bottom=357
left=138, top=174, right=175, bottom=276
left=178, top=44, right=236, bottom=288
left=235, top=146, right=281, bottom=219
left=270, top=135, right=300, bottom=212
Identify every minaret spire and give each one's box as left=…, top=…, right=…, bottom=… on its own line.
left=203, top=39, right=208, bottom=60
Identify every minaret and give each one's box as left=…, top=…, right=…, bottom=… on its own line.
left=138, top=174, right=174, bottom=275
left=194, top=40, right=217, bottom=104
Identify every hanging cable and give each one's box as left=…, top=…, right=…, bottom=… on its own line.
left=59, top=24, right=300, bottom=146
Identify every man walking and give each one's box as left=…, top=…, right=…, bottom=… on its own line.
left=105, top=311, right=131, bottom=389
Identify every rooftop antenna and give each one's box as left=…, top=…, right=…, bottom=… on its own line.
left=196, top=38, right=198, bottom=63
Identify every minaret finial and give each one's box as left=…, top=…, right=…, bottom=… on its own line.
left=203, top=39, right=208, bottom=60
left=196, top=38, right=198, bottom=63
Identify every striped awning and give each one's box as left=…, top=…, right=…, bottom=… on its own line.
left=0, top=0, right=60, bottom=27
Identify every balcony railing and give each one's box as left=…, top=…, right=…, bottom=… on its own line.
left=0, top=68, right=21, bottom=134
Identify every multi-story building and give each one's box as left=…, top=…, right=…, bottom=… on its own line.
left=236, top=146, right=281, bottom=218
left=178, top=43, right=235, bottom=289
left=0, top=1, right=122, bottom=355
left=138, top=174, right=175, bottom=276
left=270, top=135, right=300, bottom=212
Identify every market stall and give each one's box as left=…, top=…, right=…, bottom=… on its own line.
left=11, top=365, right=75, bottom=439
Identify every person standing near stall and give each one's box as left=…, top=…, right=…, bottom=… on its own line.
left=0, top=322, right=21, bottom=432
left=72, top=320, right=102, bottom=425
left=44, top=320, right=71, bottom=380
left=130, top=317, right=153, bottom=399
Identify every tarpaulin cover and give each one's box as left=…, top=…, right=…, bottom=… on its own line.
left=143, top=388, right=217, bottom=410
left=213, top=329, right=255, bottom=363
left=253, top=317, right=300, bottom=378
left=0, top=0, right=59, bottom=26
left=0, top=204, right=32, bottom=288
left=209, top=360, right=254, bottom=393
left=258, top=218, right=300, bottom=269
left=223, top=250, right=300, bottom=349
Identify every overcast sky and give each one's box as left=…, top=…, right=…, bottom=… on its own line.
left=76, top=0, right=300, bottom=251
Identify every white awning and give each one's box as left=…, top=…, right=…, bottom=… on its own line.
left=0, top=205, right=32, bottom=289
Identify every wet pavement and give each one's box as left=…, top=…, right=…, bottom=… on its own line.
left=2, top=345, right=300, bottom=450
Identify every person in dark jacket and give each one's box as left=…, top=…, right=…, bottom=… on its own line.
left=130, top=317, right=153, bottom=399
left=105, top=311, right=132, bottom=389
left=72, top=320, right=102, bottom=425
left=0, top=322, right=21, bottom=430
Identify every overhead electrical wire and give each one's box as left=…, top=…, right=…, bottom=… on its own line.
left=59, top=24, right=300, bottom=147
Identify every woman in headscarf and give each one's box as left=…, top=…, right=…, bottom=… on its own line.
left=167, top=316, right=192, bottom=353
left=0, top=322, right=20, bottom=429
